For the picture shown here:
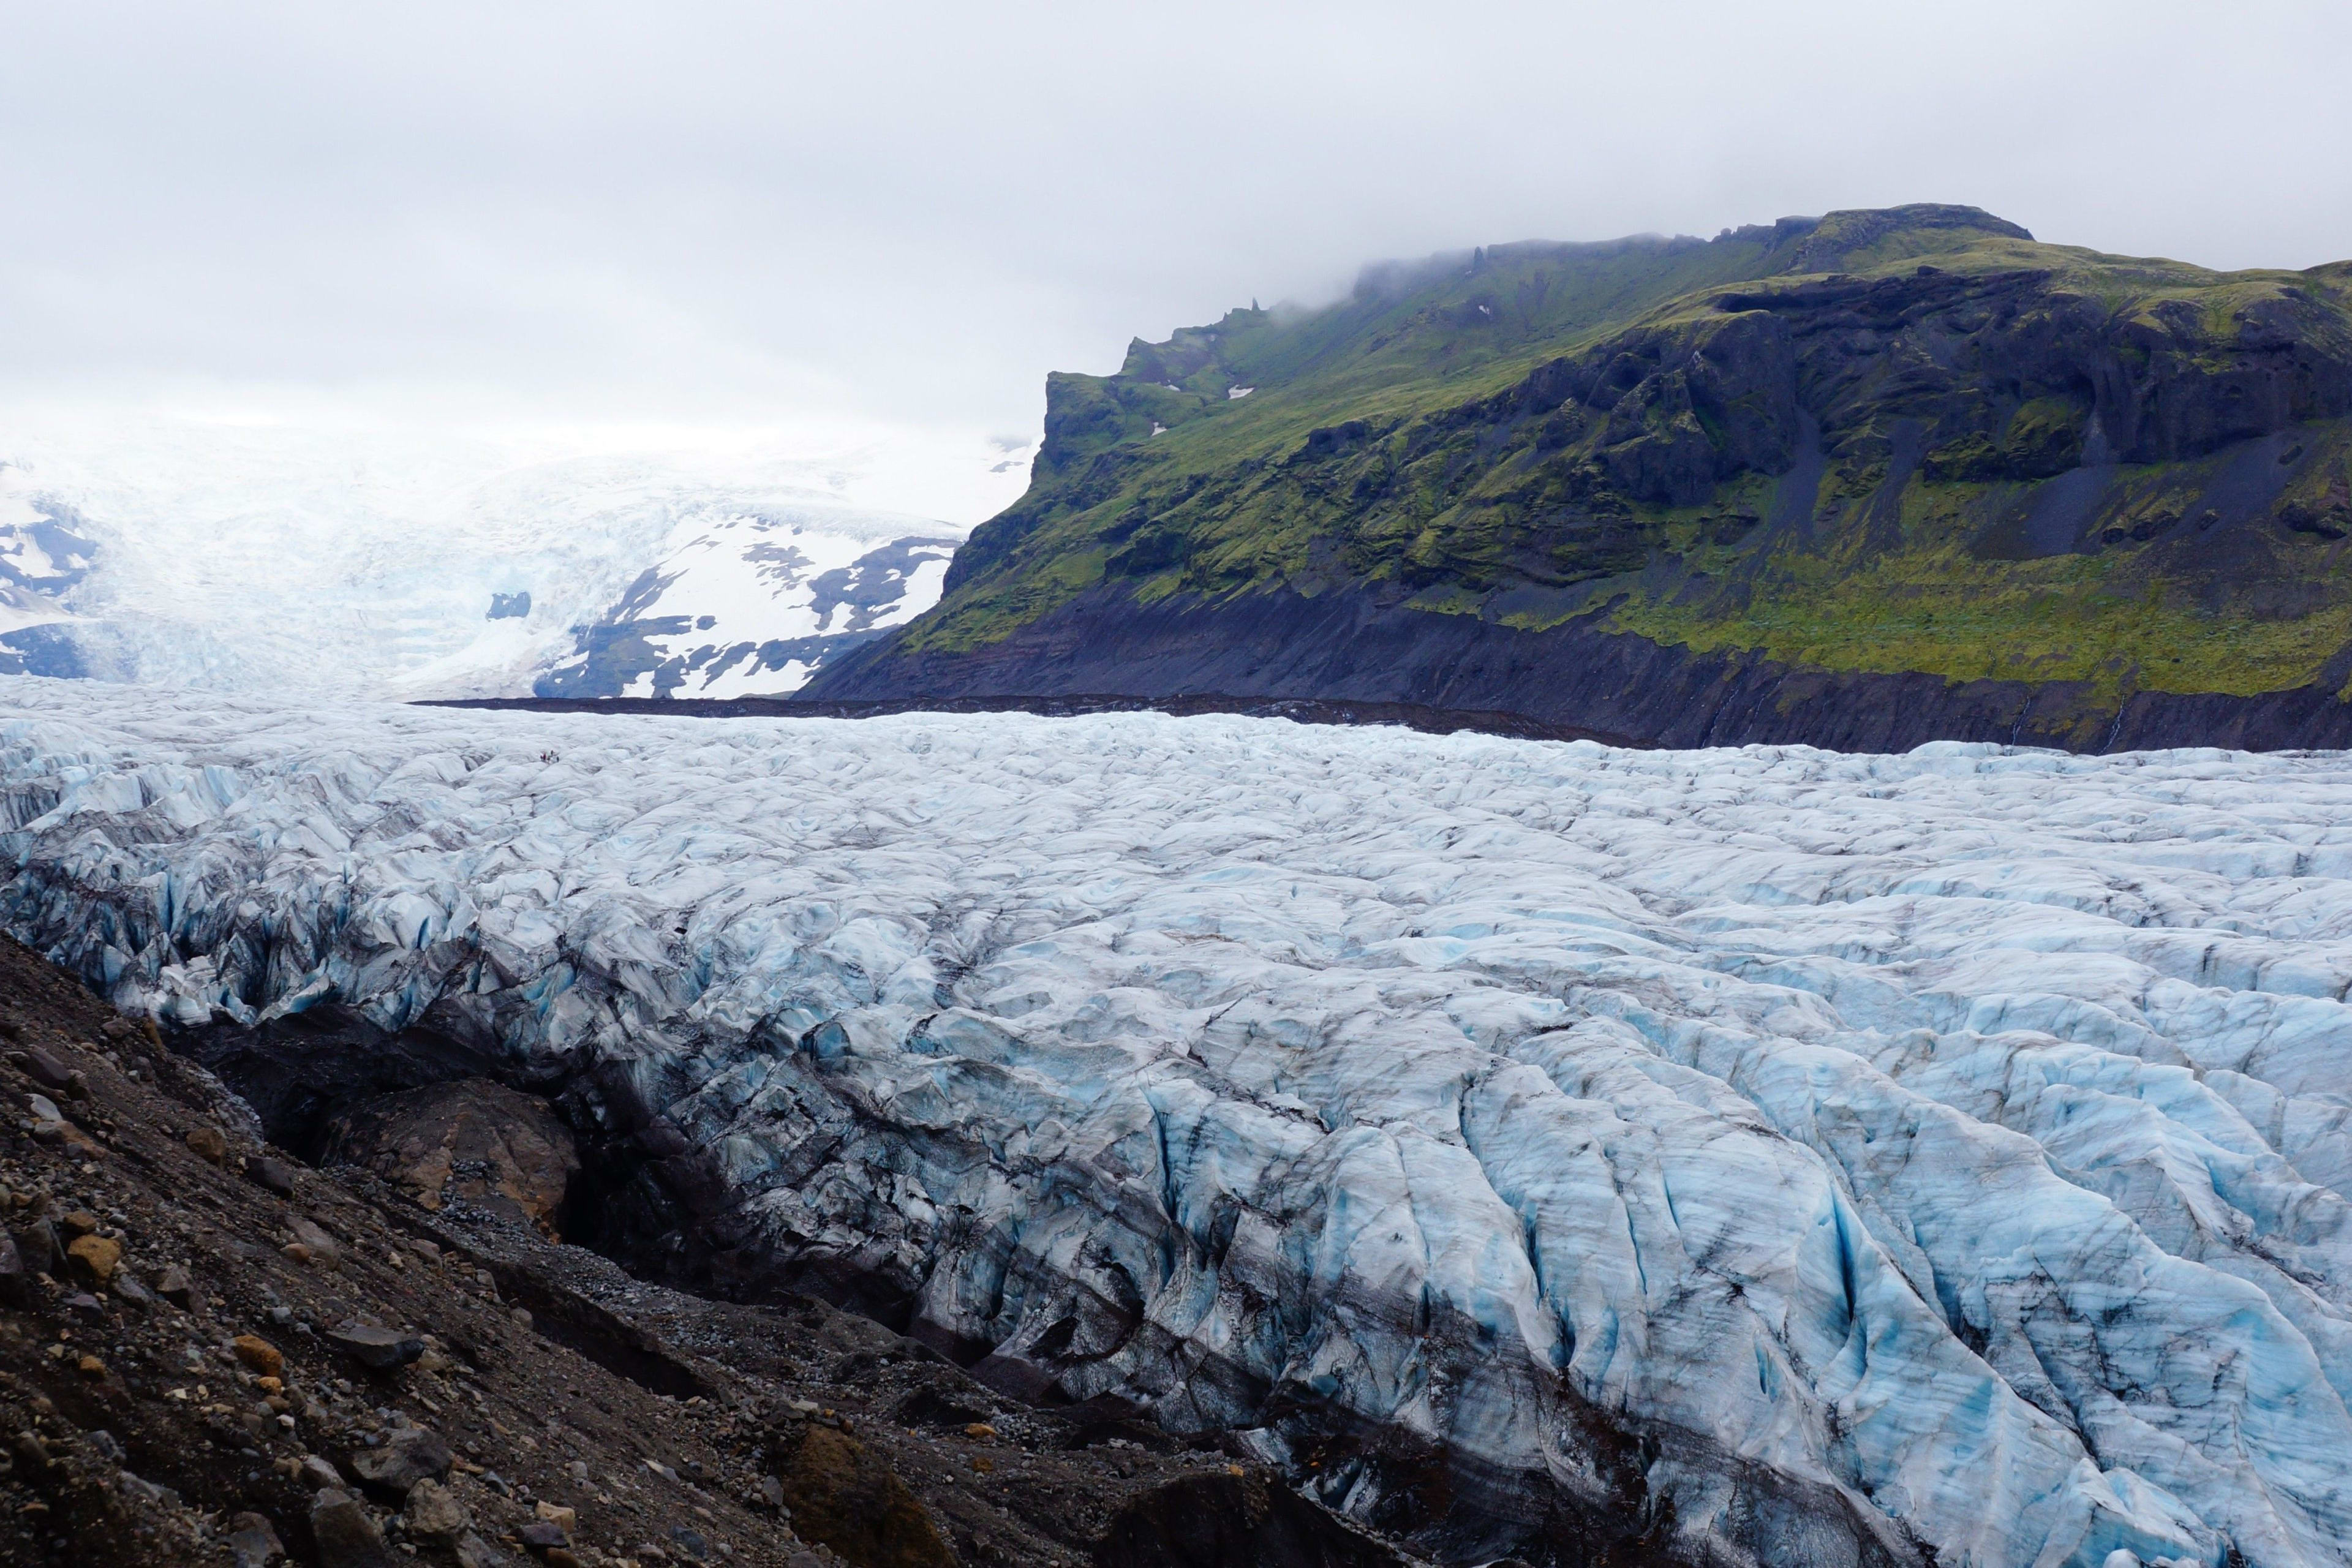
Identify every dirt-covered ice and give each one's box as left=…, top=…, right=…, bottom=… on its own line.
left=6, top=679, right=2352, bottom=1568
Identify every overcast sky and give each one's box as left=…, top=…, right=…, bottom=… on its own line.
left=6, top=0, right=2350, bottom=518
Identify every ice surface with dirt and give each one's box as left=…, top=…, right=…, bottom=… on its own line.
left=6, top=679, right=2352, bottom=1568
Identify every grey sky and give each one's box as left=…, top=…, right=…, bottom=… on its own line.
left=6, top=1, right=2350, bottom=447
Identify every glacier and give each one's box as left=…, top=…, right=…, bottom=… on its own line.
left=5, top=679, right=2352, bottom=1567
left=0, top=417, right=1030, bottom=699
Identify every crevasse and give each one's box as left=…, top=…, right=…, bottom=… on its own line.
left=5, top=679, right=2352, bottom=1568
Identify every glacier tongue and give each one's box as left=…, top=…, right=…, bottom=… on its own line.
left=6, top=680, right=2352, bottom=1567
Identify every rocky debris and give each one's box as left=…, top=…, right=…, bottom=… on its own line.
left=0, top=932, right=1430, bottom=1568
left=1095, top=1471, right=1409, bottom=1567
left=321, top=1078, right=578, bottom=1231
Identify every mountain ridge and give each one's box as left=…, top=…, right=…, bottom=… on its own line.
left=809, top=205, right=2352, bottom=749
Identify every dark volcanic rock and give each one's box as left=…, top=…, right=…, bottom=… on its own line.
left=808, top=581, right=2352, bottom=753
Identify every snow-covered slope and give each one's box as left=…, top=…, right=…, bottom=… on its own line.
left=6, top=682, right=2352, bottom=1568
left=531, top=508, right=957, bottom=698
left=0, top=467, right=97, bottom=676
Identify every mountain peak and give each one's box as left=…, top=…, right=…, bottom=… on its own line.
left=1782, top=203, right=2036, bottom=272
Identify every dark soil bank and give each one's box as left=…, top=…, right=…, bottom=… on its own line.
left=802, top=584, right=2352, bottom=753
left=420, top=690, right=1646, bottom=748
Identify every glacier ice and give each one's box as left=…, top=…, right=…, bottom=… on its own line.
left=0, top=419, right=1026, bottom=699
left=6, top=679, right=2352, bottom=1567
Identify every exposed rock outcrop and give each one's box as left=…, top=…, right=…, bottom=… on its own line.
left=320, top=1078, right=579, bottom=1232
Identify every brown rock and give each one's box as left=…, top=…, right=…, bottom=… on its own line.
left=65, top=1232, right=122, bottom=1286
left=774, top=1425, right=954, bottom=1568
left=320, top=1078, right=579, bottom=1230
left=519, top=1519, right=570, bottom=1549
left=75, top=1354, right=105, bottom=1380
left=59, top=1210, right=99, bottom=1237
left=233, top=1333, right=285, bottom=1378
left=187, top=1126, right=230, bottom=1164
left=155, top=1264, right=195, bottom=1307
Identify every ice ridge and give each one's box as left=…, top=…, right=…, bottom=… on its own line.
left=4, top=680, right=2352, bottom=1567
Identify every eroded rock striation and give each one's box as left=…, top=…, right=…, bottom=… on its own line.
left=6, top=681, right=2352, bottom=1566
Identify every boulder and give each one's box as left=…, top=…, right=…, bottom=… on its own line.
left=772, top=1425, right=953, bottom=1568
left=233, top=1334, right=284, bottom=1378
left=0, top=1231, right=26, bottom=1305
left=227, top=1511, right=285, bottom=1568
left=10, top=1047, right=73, bottom=1092
left=321, top=1079, right=578, bottom=1231
left=309, top=1488, right=400, bottom=1568
left=249, top=1156, right=298, bottom=1197
left=64, top=1233, right=121, bottom=1287
left=402, top=1476, right=471, bottom=1541
left=326, top=1322, right=426, bottom=1371
left=347, top=1425, right=451, bottom=1498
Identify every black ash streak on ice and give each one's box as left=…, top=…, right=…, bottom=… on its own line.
left=4, top=679, right=2352, bottom=1568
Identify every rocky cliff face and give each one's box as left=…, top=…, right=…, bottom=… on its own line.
left=811, top=207, right=2352, bottom=750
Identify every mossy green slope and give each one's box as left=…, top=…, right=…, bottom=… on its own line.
left=846, top=205, right=2352, bottom=708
